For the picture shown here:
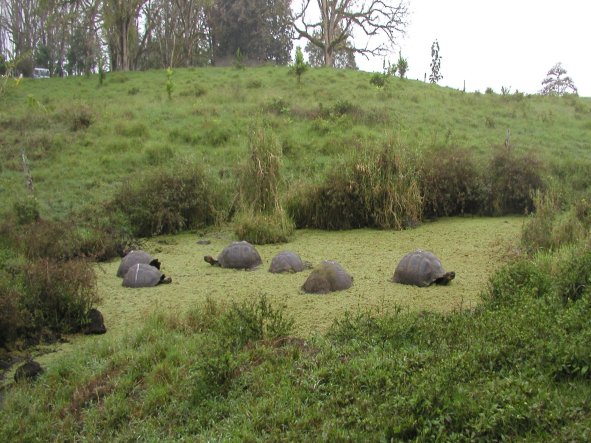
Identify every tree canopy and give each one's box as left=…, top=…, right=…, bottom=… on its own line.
left=540, top=62, right=578, bottom=96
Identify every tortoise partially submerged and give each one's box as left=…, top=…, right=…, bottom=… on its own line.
left=122, top=263, right=172, bottom=288
left=204, top=241, right=262, bottom=270
left=268, top=251, right=309, bottom=274
left=117, top=250, right=161, bottom=278
left=302, top=261, right=353, bottom=294
left=392, top=250, right=455, bottom=287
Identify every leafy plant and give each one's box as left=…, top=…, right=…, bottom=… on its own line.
left=166, top=67, right=174, bottom=99
left=397, top=54, right=408, bottom=78
left=290, top=46, right=308, bottom=85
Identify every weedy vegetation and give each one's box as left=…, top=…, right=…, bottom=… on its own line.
left=1, top=66, right=591, bottom=440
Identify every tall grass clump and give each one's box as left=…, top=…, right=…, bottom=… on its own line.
left=420, top=147, right=487, bottom=217
left=522, top=190, right=591, bottom=253
left=487, top=147, right=545, bottom=215
left=110, top=161, right=223, bottom=237
left=0, top=214, right=102, bottom=345
left=234, top=121, right=294, bottom=244
left=21, top=258, right=99, bottom=334
left=288, top=141, right=422, bottom=230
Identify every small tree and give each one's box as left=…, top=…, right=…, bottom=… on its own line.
left=166, top=67, right=174, bottom=99
left=429, top=39, right=442, bottom=84
left=290, top=46, right=308, bottom=84
left=540, top=62, right=577, bottom=96
left=397, top=54, right=408, bottom=78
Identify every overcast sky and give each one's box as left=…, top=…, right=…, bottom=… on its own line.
left=355, top=0, right=591, bottom=97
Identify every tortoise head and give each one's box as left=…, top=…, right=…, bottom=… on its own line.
left=149, top=259, right=161, bottom=270
left=203, top=255, right=219, bottom=266
left=434, top=271, right=455, bottom=285
left=159, top=275, right=172, bottom=285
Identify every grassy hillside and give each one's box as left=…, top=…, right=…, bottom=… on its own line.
left=2, top=67, right=591, bottom=440
left=1, top=66, right=591, bottom=219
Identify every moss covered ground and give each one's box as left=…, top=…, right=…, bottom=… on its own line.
left=92, top=217, right=521, bottom=339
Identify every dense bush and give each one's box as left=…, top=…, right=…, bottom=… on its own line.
left=522, top=191, right=591, bottom=252
left=21, top=258, right=99, bottom=333
left=420, top=147, right=487, bottom=217
left=110, top=162, right=223, bottom=237
left=487, top=147, right=545, bottom=214
left=0, top=283, right=25, bottom=347
left=288, top=143, right=422, bottom=230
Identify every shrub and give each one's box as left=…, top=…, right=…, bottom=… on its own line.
left=16, top=219, right=87, bottom=261
left=0, top=283, right=25, bottom=348
left=214, top=295, right=294, bottom=350
left=21, top=258, right=99, bottom=333
left=110, top=162, right=222, bottom=237
left=487, top=147, right=545, bottom=215
left=420, top=147, right=487, bottom=217
left=233, top=208, right=294, bottom=244
left=264, top=97, right=289, bottom=115
left=553, top=246, right=591, bottom=303
left=13, top=195, right=40, bottom=225
left=370, top=73, right=387, bottom=88
left=522, top=191, right=591, bottom=253
left=288, top=142, right=422, bottom=230
left=65, top=103, right=95, bottom=131
left=484, top=258, right=553, bottom=307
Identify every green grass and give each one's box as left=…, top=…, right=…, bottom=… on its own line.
left=2, top=248, right=591, bottom=441
left=2, top=67, right=591, bottom=440
left=1, top=67, right=590, bottom=219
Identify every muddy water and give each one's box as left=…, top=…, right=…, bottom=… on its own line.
left=95, top=216, right=522, bottom=338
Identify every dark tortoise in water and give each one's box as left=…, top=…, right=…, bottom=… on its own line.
left=122, top=263, right=172, bottom=288
left=391, top=249, right=455, bottom=287
left=268, top=251, right=310, bottom=273
left=117, top=250, right=161, bottom=278
left=301, top=261, right=353, bottom=294
left=204, top=241, right=262, bottom=270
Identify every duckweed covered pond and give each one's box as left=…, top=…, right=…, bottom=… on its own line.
left=96, top=216, right=522, bottom=338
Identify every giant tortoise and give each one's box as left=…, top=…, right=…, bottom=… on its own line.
left=204, top=241, right=262, bottom=270
left=122, top=263, right=172, bottom=288
left=301, top=261, right=353, bottom=294
left=117, top=250, right=161, bottom=278
left=391, top=249, right=455, bottom=287
left=268, top=251, right=309, bottom=273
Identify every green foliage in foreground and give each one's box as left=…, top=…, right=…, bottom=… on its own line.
left=3, top=245, right=591, bottom=441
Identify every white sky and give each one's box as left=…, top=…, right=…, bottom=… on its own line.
left=353, top=0, right=591, bottom=97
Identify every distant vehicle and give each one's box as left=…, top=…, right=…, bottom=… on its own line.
left=33, top=68, right=50, bottom=79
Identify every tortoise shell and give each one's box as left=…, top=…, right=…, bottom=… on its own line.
left=301, top=261, right=353, bottom=294
left=122, top=263, right=170, bottom=288
left=217, top=241, right=262, bottom=269
left=392, top=250, right=455, bottom=287
left=268, top=251, right=306, bottom=273
left=117, top=250, right=160, bottom=277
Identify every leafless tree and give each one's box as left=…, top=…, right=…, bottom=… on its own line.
left=292, top=0, right=409, bottom=67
